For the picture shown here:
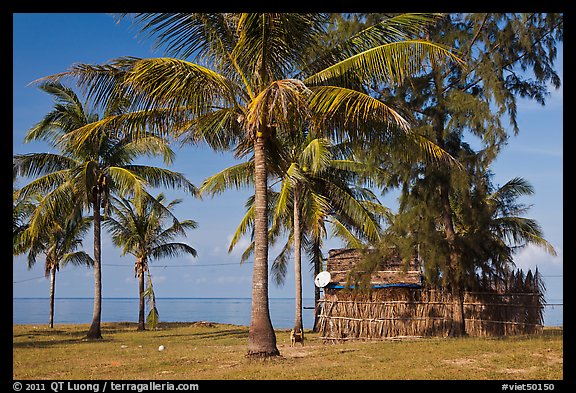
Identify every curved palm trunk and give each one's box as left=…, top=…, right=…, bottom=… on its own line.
left=137, top=264, right=146, bottom=331
left=313, top=256, right=321, bottom=333
left=293, top=183, right=304, bottom=338
left=247, top=135, right=279, bottom=358
left=86, top=194, right=103, bottom=340
left=49, top=267, right=56, bottom=328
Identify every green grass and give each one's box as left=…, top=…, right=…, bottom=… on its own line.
left=13, top=322, right=563, bottom=380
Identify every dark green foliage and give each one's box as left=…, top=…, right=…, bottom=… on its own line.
left=341, top=13, right=562, bottom=291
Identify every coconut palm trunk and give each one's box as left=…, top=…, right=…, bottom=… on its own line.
left=49, top=267, right=56, bottom=328
left=137, top=261, right=146, bottom=331
left=86, top=192, right=103, bottom=340
left=248, top=134, right=279, bottom=357
left=313, top=258, right=321, bottom=332
left=293, top=183, right=304, bottom=338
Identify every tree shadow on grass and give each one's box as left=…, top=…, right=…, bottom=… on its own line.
left=13, top=322, right=250, bottom=349
left=13, top=329, right=71, bottom=339
left=152, top=327, right=249, bottom=341
left=13, top=333, right=104, bottom=349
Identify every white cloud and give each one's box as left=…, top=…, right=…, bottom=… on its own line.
left=215, top=275, right=251, bottom=284
left=195, top=277, right=208, bottom=284
left=184, top=253, right=198, bottom=262
left=507, top=145, right=563, bottom=158
left=153, top=275, right=168, bottom=284
left=512, top=243, right=563, bottom=272
left=124, top=276, right=136, bottom=284
left=225, top=234, right=251, bottom=258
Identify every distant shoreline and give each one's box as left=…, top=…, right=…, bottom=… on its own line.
left=13, top=297, right=563, bottom=327
left=12, top=296, right=316, bottom=299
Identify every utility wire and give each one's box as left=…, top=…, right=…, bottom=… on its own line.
left=13, top=266, right=562, bottom=283
left=102, top=261, right=254, bottom=268
left=13, top=261, right=254, bottom=283
left=13, top=275, right=47, bottom=284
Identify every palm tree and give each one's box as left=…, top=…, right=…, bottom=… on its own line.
left=460, top=175, right=557, bottom=280
left=13, top=81, right=196, bottom=339
left=13, top=183, right=38, bottom=251
left=13, top=194, right=94, bottom=328
left=41, top=13, right=461, bottom=356
left=104, top=193, right=198, bottom=330
left=201, top=134, right=388, bottom=335
left=275, top=138, right=393, bottom=333
left=380, top=155, right=557, bottom=334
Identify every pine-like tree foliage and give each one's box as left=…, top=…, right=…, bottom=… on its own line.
left=361, top=13, right=562, bottom=290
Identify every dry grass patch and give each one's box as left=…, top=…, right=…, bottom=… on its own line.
left=13, top=323, right=563, bottom=380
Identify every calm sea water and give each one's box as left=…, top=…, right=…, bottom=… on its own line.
left=13, top=297, right=563, bottom=328
left=12, top=298, right=317, bottom=329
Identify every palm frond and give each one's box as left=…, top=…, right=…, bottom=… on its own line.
left=153, top=220, right=199, bottom=245
left=308, top=85, right=409, bottom=135
left=13, top=153, right=78, bottom=179
left=61, top=251, right=95, bottom=267
left=271, top=234, right=293, bottom=286
left=24, top=182, right=80, bottom=241
left=491, top=177, right=534, bottom=202
left=24, top=81, right=92, bottom=144
left=199, top=161, right=254, bottom=196
left=125, top=165, right=198, bottom=196
left=328, top=217, right=364, bottom=249
left=123, top=13, right=238, bottom=62
left=272, top=163, right=296, bottom=222
left=107, top=166, right=146, bottom=200
left=180, top=107, right=246, bottom=151
left=13, top=169, right=72, bottom=202
left=123, top=57, right=236, bottom=115
left=150, top=242, right=197, bottom=260
left=492, top=217, right=557, bottom=257
left=228, top=204, right=255, bottom=253
left=233, top=13, right=329, bottom=87
left=144, top=271, right=159, bottom=330
left=32, top=57, right=141, bottom=110
left=300, top=137, right=332, bottom=174
left=240, top=241, right=255, bottom=264
left=111, top=135, right=176, bottom=165
left=299, top=13, right=445, bottom=78
left=305, top=39, right=464, bottom=88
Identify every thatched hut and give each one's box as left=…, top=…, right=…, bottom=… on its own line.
left=323, top=248, right=422, bottom=289
left=317, top=248, right=545, bottom=342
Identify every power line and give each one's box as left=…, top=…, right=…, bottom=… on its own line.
left=13, top=275, right=47, bottom=284
left=13, top=261, right=252, bottom=284
left=102, top=261, right=254, bottom=268
left=13, top=264, right=562, bottom=284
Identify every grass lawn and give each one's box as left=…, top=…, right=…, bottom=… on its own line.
left=13, top=322, right=563, bottom=380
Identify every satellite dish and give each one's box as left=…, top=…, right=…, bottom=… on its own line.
left=314, top=271, right=331, bottom=288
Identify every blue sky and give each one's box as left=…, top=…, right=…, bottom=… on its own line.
left=12, top=14, right=563, bottom=306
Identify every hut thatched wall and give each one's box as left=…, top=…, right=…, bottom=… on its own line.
left=318, top=287, right=544, bottom=341
left=318, top=249, right=545, bottom=341
left=326, top=248, right=421, bottom=288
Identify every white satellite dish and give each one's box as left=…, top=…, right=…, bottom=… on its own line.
left=314, top=271, right=331, bottom=288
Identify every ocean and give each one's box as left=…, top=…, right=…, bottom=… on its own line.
left=13, top=297, right=563, bottom=328
left=12, top=298, right=316, bottom=329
